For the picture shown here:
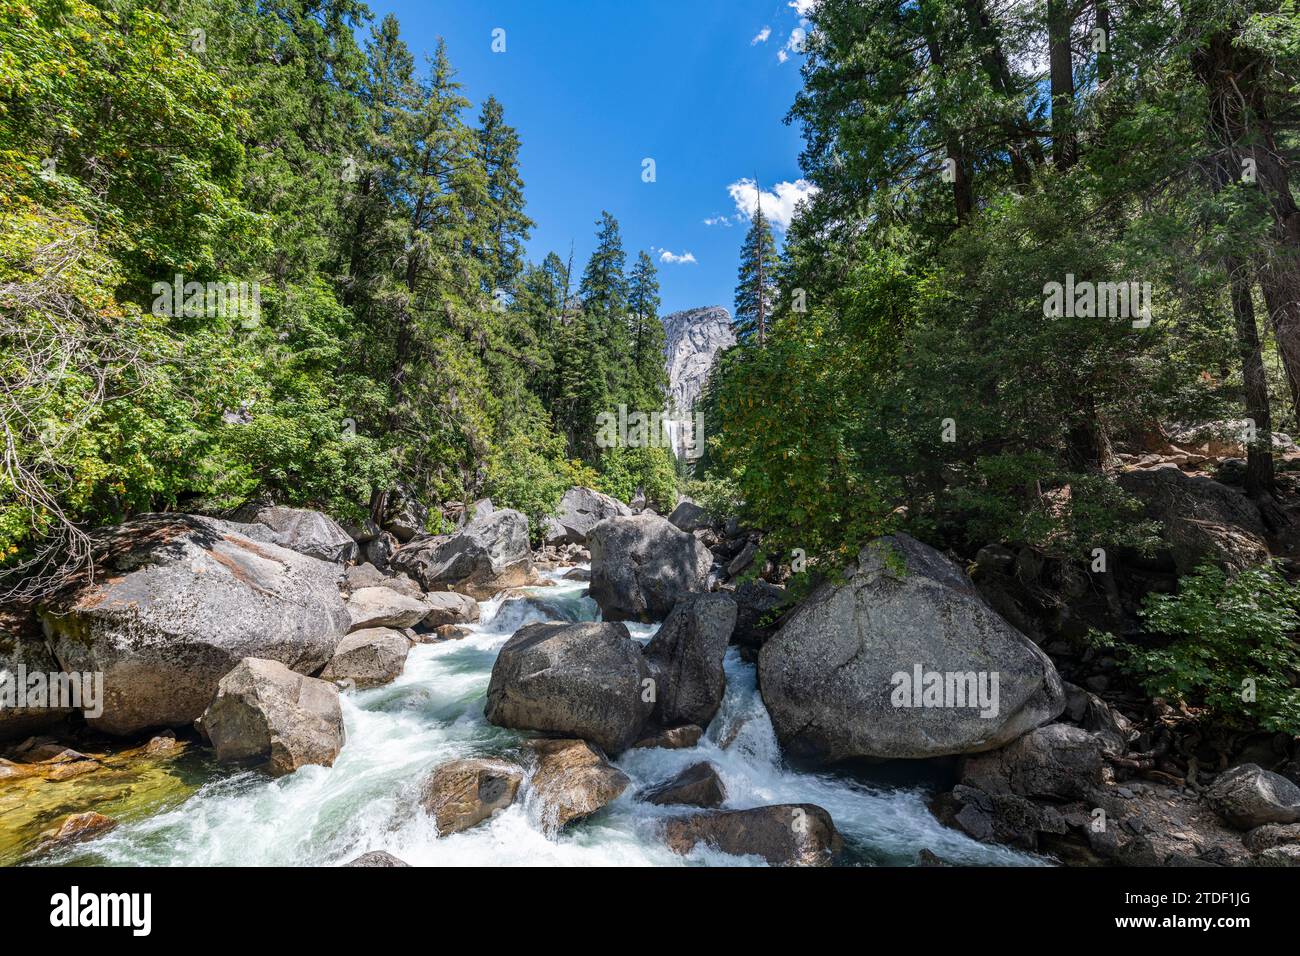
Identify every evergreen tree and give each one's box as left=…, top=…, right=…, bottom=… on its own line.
left=627, top=250, right=667, bottom=410
left=734, top=202, right=779, bottom=346
left=476, top=95, right=533, bottom=295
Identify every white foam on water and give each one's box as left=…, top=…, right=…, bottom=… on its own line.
left=72, top=567, right=1046, bottom=867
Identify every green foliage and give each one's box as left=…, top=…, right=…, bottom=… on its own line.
left=596, top=445, right=679, bottom=514
left=1094, top=563, right=1300, bottom=735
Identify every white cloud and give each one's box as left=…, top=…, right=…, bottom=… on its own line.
left=726, top=177, right=819, bottom=230
left=703, top=215, right=733, bottom=227
left=787, top=26, right=807, bottom=53
left=788, top=0, right=819, bottom=14
left=777, top=49, right=789, bottom=63
left=752, top=26, right=771, bottom=45
left=657, top=249, right=698, bottom=265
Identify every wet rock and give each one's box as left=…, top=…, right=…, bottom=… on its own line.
left=38, top=514, right=348, bottom=736
left=392, top=509, right=533, bottom=600
left=1206, top=764, right=1300, bottom=830
left=145, top=732, right=180, bottom=756
left=759, top=534, right=1065, bottom=762
left=433, top=624, right=473, bottom=641
left=320, top=628, right=409, bottom=688
left=344, top=850, right=410, bottom=867
left=1117, top=464, right=1270, bottom=572
left=421, top=757, right=524, bottom=835
left=632, top=724, right=704, bottom=750
left=641, top=762, right=726, bottom=808
left=662, top=804, right=841, bottom=866
left=346, top=586, right=430, bottom=631
left=542, top=487, right=632, bottom=546
left=642, top=593, right=736, bottom=729
left=587, top=514, right=711, bottom=622
left=525, top=738, right=630, bottom=832
left=201, top=658, right=345, bottom=777
left=230, top=504, right=358, bottom=563
left=485, top=622, right=653, bottom=754
left=420, top=591, right=480, bottom=628
left=916, top=848, right=953, bottom=866
left=40, top=749, right=101, bottom=781
left=33, top=811, right=116, bottom=853
left=561, top=567, right=591, bottom=582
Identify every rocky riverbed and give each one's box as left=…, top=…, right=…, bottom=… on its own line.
left=4, top=479, right=1300, bottom=867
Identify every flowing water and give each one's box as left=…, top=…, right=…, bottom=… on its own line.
left=26, top=570, right=1043, bottom=867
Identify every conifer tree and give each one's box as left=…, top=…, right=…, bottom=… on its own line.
left=628, top=250, right=667, bottom=410
left=733, top=201, right=779, bottom=346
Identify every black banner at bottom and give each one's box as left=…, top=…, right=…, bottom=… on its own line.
left=0, top=864, right=1282, bottom=941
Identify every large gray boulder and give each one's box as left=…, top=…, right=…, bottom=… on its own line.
left=1206, top=764, right=1300, bottom=830
left=1117, top=464, right=1270, bottom=572
left=587, top=514, right=711, bottom=622
left=37, top=515, right=349, bottom=736
left=200, top=657, right=345, bottom=777
left=484, top=622, right=653, bottom=754
left=345, top=586, right=430, bottom=631
left=319, top=628, right=409, bottom=688
left=662, top=804, right=841, bottom=866
left=758, top=534, right=1065, bottom=763
left=642, top=593, right=736, bottom=728
left=230, top=504, right=358, bottom=563
left=542, top=487, right=632, bottom=546
left=391, top=509, right=533, bottom=600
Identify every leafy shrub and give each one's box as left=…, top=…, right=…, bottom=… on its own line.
left=1094, top=562, right=1300, bottom=735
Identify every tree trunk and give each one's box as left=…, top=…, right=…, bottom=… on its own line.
left=1195, top=30, right=1278, bottom=496
left=1231, top=258, right=1277, bottom=497
left=922, top=32, right=974, bottom=224
left=1193, top=29, right=1300, bottom=430
left=1048, top=0, right=1077, bottom=169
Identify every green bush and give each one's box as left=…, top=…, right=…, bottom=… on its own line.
left=1094, top=562, right=1300, bottom=735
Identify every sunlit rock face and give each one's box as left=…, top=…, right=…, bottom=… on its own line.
left=661, top=306, right=735, bottom=459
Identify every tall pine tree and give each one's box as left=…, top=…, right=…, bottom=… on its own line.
left=734, top=201, right=778, bottom=346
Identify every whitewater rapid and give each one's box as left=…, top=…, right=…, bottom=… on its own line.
left=58, top=570, right=1042, bottom=867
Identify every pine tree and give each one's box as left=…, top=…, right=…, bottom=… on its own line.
left=734, top=201, right=779, bottom=346
left=477, top=95, right=534, bottom=295
left=627, top=250, right=667, bottom=410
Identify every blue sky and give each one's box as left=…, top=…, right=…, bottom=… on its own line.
left=370, top=0, right=818, bottom=315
